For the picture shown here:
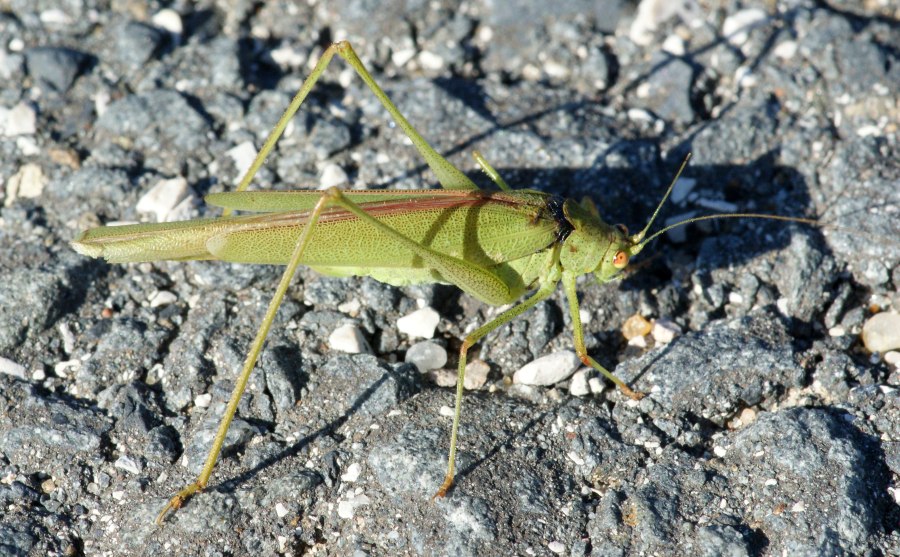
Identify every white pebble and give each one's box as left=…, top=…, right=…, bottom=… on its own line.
left=627, top=335, right=647, bottom=348
left=397, top=307, right=440, bottom=339
left=0, top=357, right=26, bottom=379
left=194, top=393, right=212, bottom=408
left=136, top=177, right=193, bottom=222
left=340, top=462, right=361, bottom=482
left=58, top=322, right=76, bottom=355
left=513, top=351, right=581, bottom=386
left=588, top=377, right=606, bottom=395
left=567, top=451, right=585, bottom=466
left=114, top=455, right=141, bottom=475
left=226, top=141, right=258, bottom=183
left=149, top=290, right=177, bottom=308
left=569, top=369, right=590, bottom=397
left=405, top=341, right=447, bottom=373
left=776, top=297, right=790, bottom=316
left=1, top=101, right=37, bottom=136
left=862, top=312, right=900, bottom=353
left=629, top=0, right=681, bottom=46
left=723, top=8, right=767, bottom=47
left=391, top=48, right=416, bottom=67
left=417, top=50, right=444, bottom=70
left=270, top=45, right=306, bottom=70
left=661, top=34, right=685, bottom=56
left=152, top=9, right=184, bottom=37
left=275, top=502, right=289, bottom=518
left=17, top=136, right=40, bottom=156
left=652, top=318, right=681, bottom=345
left=40, top=8, right=71, bottom=25
left=319, top=163, right=349, bottom=189
left=773, top=40, right=798, bottom=60
left=329, top=324, right=372, bottom=354
left=337, top=493, right=370, bottom=519
left=4, top=163, right=45, bottom=207
left=884, top=351, right=900, bottom=367
left=54, top=360, right=80, bottom=378
left=548, top=540, right=565, bottom=554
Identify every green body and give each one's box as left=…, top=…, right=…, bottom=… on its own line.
left=73, top=189, right=631, bottom=305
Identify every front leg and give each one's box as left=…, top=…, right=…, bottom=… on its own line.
left=561, top=271, right=644, bottom=400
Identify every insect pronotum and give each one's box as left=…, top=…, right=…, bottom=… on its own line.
left=70, top=41, right=821, bottom=524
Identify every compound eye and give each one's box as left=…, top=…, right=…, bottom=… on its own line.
left=616, top=223, right=629, bottom=235
left=613, top=250, right=629, bottom=269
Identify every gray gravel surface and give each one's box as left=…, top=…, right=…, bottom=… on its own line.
left=0, top=1, right=898, bottom=556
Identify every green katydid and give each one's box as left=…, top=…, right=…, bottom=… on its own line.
left=70, top=41, right=820, bottom=524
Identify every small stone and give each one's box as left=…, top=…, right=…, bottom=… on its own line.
left=569, top=369, right=590, bottom=397
left=340, top=462, right=361, bottom=482
left=884, top=351, right=900, bottom=367
left=1, top=101, right=37, bottom=136
left=670, top=177, right=696, bottom=204
left=274, top=502, right=289, bottom=518
left=114, top=455, right=141, bottom=475
left=548, top=541, right=565, bottom=554
left=24, top=46, right=88, bottom=92
left=226, top=141, right=258, bottom=183
left=136, top=177, right=193, bottom=222
left=152, top=9, right=184, bottom=37
left=652, top=318, right=681, bottom=345
left=4, top=163, right=46, bottom=207
left=661, top=34, right=685, bottom=56
left=319, top=163, right=349, bottom=189
left=391, top=48, right=416, bottom=67
left=663, top=212, right=697, bottom=243
left=149, top=290, right=177, bottom=308
left=194, top=393, right=212, bottom=408
left=58, top=322, right=76, bottom=354
left=628, top=335, right=647, bottom=348
left=722, top=8, right=767, bottom=47
left=622, top=314, right=652, bottom=340
left=397, top=307, right=440, bottom=339
left=329, top=324, right=372, bottom=354
left=405, top=341, right=447, bottom=373
left=774, top=40, right=798, bottom=60
left=0, top=357, right=27, bottom=379
left=428, top=369, right=457, bottom=387
left=588, top=377, right=605, bottom=395
left=464, top=360, right=489, bottom=390
left=417, top=51, right=444, bottom=70
left=629, top=0, right=681, bottom=46
left=513, top=351, right=581, bottom=386
left=862, top=312, right=900, bottom=353
left=337, top=493, right=370, bottom=519
left=270, top=45, right=306, bottom=70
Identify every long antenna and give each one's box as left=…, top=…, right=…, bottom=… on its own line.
left=635, top=213, right=821, bottom=252
left=629, top=153, right=692, bottom=254
left=629, top=154, right=823, bottom=254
